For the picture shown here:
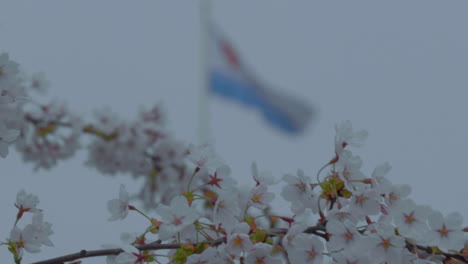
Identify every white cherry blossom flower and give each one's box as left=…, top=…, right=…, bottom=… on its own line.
left=281, top=169, right=319, bottom=214
left=213, top=190, right=241, bottom=229
left=326, top=220, right=363, bottom=253
left=426, top=211, right=464, bottom=251
left=384, top=184, right=411, bottom=209
left=366, top=226, right=406, bottom=264
left=23, top=212, right=54, bottom=247
left=326, top=205, right=359, bottom=225
left=187, top=143, right=223, bottom=173
left=215, top=244, right=235, bottom=264
left=245, top=243, right=281, bottom=264
left=15, top=190, right=40, bottom=216
left=370, top=162, right=392, bottom=194
left=9, top=226, right=41, bottom=256
left=249, top=184, right=274, bottom=210
left=391, top=199, right=431, bottom=241
left=334, top=120, right=368, bottom=155
left=283, top=209, right=317, bottom=252
left=107, top=184, right=131, bottom=221
left=334, top=150, right=365, bottom=189
left=349, top=189, right=381, bottom=216
left=157, top=196, right=199, bottom=240
left=287, top=233, right=324, bottom=264
left=226, top=222, right=253, bottom=256
left=282, top=223, right=308, bottom=253
left=282, top=169, right=312, bottom=201
left=251, top=161, right=277, bottom=185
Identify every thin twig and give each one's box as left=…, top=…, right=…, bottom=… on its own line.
left=31, top=238, right=228, bottom=264
left=31, top=240, right=168, bottom=264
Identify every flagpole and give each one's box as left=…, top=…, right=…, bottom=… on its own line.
left=198, top=0, right=212, bottom=144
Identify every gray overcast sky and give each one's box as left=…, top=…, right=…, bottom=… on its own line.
left=1, top=1, right=468, bottom=263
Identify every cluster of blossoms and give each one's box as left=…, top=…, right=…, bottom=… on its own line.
left=0, top=51, right=192, bottom=210
left=4, top=190, right=54, bottom=264
left=0, top=53, right=29, bottom=157
left=1, top=53, right=468, bottom=263
left=100, top=121, right=467, bottom=264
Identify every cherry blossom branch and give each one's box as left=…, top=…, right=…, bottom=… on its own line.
left=406, top=241, right=468, bottom=264
left=24, top=114, right=118, bottom=141
left=31, top=224, right=329, bottom=264
left=30, top=240, right=170, bottom=264
left=31, top=238, right=225, bottom=264
left=28, top=220, right=468, bottom=264
left=24, top=114, right=166, bottom=166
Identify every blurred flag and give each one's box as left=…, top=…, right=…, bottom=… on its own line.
left=208, top=24, right=314, bottom=134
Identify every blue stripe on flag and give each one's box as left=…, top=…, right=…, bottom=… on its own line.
left=210, top=70, right=259, bottom=106
left=210, top=71, right=299, bottom=133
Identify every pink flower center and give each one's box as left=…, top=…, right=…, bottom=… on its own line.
left=251, top=194, right=262, bottom=203
left=379, top=238, right=392, bottom=249
left=404, top=212, right=415, bottom=224
left=355, top=194, right=367, bottom=206
left=233, top=236, right=243, bottom=246
left=306, top=248, right=317, bottom=260
left=173, top=216, right=183, bottom=226
left=438, top=224, right=450, bottom=237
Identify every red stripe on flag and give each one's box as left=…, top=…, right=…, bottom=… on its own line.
left=220, top=40, right=240, bottom=69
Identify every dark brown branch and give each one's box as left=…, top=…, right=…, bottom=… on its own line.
left=269, top=224, right=328, bottom=240
left=31, top=238, right=227, bottom=264
left=31, top=224, right=330, bottom=264
left=28, top=221, right=467, bottom=264
left=31, top=240, right=167, bottom=264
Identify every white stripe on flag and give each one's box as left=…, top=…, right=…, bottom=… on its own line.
left=208, top=23, right=314, bottom=134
